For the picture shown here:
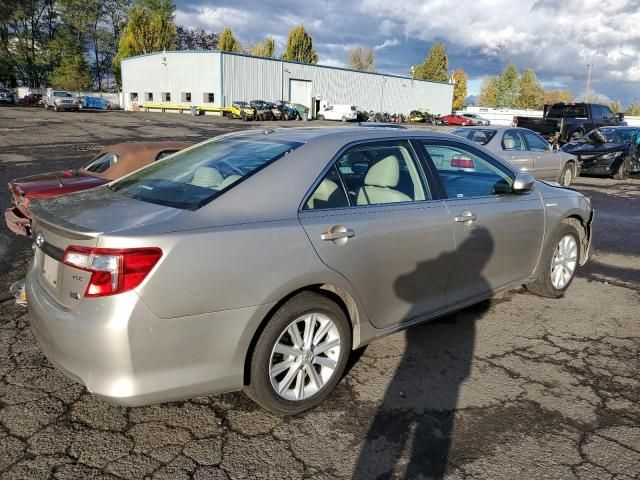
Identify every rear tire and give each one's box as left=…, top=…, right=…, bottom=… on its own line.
left=525, top=222, right=581, bottom=298
left=244, top=291, right=351, bottom=415
left=317, top=114, right=325, bottom=121
left=559, top=163, right=574, bottom=187
left=613, top=158, right=631, bottom=180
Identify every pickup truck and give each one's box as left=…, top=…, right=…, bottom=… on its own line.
left=513, top=103, right=626, bottom=144
left=44, top=90, right=80, bottom=111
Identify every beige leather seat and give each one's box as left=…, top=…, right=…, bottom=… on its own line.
left=190, top=166, right=223, bottom=188
left=306, top=178, right=339, bottom=209
left=357, top=155, right=411, bottom=205
left=503, top=137, right=516, bottom=150
left=217, top=174, right=241, bottom=190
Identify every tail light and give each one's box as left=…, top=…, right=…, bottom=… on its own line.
left=451, top=156, right=475, bottom=169
left=62, top=246, right=162, bottom=297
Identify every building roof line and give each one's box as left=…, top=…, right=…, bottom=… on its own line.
left=121, top=49, right=453, bottom=86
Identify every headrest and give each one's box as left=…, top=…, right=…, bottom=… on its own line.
left=503, top=137, right=516, bottom=149
left=365, top=155, right=400, bottom=188
left=191, top=166, right=223, bottom=188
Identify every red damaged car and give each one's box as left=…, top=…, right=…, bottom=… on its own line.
left=442, top=114, right=472, bottom=126
left=5, top=141, right=191, bottom=236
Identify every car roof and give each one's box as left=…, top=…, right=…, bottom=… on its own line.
left=224, top=126, right=460, bottom=145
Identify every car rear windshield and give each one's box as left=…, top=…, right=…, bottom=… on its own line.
left=546, top=105, right=587, bottom=118
left=109, top=135, right=302, bottom=210
left=450, top=128, right=497, bottom=145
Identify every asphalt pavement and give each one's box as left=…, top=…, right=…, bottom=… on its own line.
left=0, top=107, right=638, bottom=479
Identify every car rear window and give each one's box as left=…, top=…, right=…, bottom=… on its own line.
left=546, top=105, right=587, bottom=118
left=109, top=135, right=302, bottom=210
left=450, top=128, right=497, bottom=145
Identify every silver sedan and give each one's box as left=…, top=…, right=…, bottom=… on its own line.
left=451, top=126, right=579, bottom=186
left=26, top=127, right=593, bottom=414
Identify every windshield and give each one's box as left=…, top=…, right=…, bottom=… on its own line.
left=53, top=91, right=72, bottom=97
left=586, top=127, right=639, bottom=144
left=450, top=128, right=497, bottom=146
left=109, top=135, right=302, bottom=210
left=547, top=104, right=587, bottom=118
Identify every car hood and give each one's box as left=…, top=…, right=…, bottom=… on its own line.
left=30, top=186, right=187, bottom=235
left=10, top=170, right=108, bottom=199
left=562, top=142, right=627, bottom=155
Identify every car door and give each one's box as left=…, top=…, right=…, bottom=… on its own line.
left=298, top=140, right=454, bottom=329
left=501, top=129, right=534, bottom=172
left=416, top=139, right=545, bottom=306
left=521, top=130, right=560, bottom=180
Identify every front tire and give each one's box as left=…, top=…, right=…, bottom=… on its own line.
left=317, top=114, right=325, bottom=121
left=559, top=163, right=574, bottom=187
left=244, top=291, right=351, bottom=415
left=526, top=222, right=580, bottom=298
left=613, top=158, right=631, bottom=180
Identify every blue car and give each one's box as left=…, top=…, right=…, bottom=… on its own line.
left=78, top=96, right=109, bottom=110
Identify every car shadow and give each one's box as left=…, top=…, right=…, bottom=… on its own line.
left=353, top=228, right=494, bottom=479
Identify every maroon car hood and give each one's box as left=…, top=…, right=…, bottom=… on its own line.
left=10, top=170, right=108, bottom=199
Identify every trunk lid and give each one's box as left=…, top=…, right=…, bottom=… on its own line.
left=11, top=170, right=107, bottom=199
left=29, top=187, right=184, bottom=309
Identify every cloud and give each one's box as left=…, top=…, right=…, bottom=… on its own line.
left=374, top=38, right=400, bottom=51
left=174, top=0, right=640, bottom=105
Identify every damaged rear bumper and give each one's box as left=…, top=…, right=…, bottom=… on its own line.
left=4, top=207, right=31, bottom=236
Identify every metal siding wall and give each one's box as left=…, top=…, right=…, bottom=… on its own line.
left=121, top=52, right=221, bottom=109
left=222, top=53, right=454, bottom=115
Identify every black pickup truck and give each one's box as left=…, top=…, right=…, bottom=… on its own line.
left=513, top=103, right=626, bottom=144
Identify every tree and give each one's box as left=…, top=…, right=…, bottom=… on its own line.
left=543, top=88, right=574, bottom=105
left=451, top=68, right=467, bottom=110
left=282, top=25, right=317, bottom=64
left=413, top=42, right=448, bottom=82
left=347, top=46, right=374, bottom=72
left=515, top=68, right=544, bottom=109
left=250, top=36, right=275, bottom=58
left=49, top=52, right=91, bottom=89
left=626, top=102, right=640, bottom=116
left=218, top=26, right=239, bottom=52
left=176, top=25, right=217, bottom=50
left=112, top=0, right=177, bottom=85
left=495, top=63, right=520, bottom=108
left=478, top=76, right=497, bottom=107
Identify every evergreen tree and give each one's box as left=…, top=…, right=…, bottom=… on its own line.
left=282, top=25, right=318, bottom=64
left=413, top=42, right=448, bottom=82
left=50, top=53, right=92, bottom=90
left=495, top=63, right=520, bottom=107
left=515, top=68, right=544, bottom=109
left=452, top=68, right=467, bottom=110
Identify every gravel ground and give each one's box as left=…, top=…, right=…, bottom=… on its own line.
left=0, top=107, right=638, bottom=480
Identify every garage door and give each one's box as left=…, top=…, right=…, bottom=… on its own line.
left=290, top=80, right=312, bottom=109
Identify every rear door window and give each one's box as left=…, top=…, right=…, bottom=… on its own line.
left=502, top=130, right=527, bottom=151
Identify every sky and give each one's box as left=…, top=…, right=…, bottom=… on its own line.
left=174, top=0, right=640, bottom=106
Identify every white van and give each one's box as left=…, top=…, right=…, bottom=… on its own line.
left=317, top=104, right=358, bottom=122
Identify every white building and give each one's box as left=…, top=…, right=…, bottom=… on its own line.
left=121, top=50, right=454, bottom=116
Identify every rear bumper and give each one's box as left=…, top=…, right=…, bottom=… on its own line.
left=26, top=260, right=275, bottom=406
left=4, top=207, right=31, bottom=236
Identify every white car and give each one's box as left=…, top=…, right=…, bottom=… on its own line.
left=317, top=104, right=358, bottom=122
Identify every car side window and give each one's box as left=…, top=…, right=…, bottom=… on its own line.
left=155, top=150, right=177, bottom=161
left=419, top=141, right=514, bottom=199
left=602, top=106, right=614, bottom=121
left=522, top=131, right=550, bottom=152
left=304, top=165, right=349, bottom=210
left=334, top=140, right=427, bottom=206
left=502, top=130, right=526, bottom=151
left=83, top=152, right=118, bottom=173
left=591, top=105, right=604, bottom=120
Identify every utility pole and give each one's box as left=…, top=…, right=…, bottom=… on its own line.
left=585, top=64, right=593, bottom=102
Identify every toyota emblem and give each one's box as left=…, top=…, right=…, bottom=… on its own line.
left=35, top=231, right=44, bottom=249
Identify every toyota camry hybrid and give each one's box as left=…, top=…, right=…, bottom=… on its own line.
left=26, top=127, right=593, bottom=415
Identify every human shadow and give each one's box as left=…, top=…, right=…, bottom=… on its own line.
left=354, top=227, right=495, bottom=479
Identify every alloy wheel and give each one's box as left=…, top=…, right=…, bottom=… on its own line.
left=562, top=168, right=572, bottom=186
left=269, top=313, right=341, bottom=401
left=550, top=234, right=578, bottom=289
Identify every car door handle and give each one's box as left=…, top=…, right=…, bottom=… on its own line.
left=454, top=211, right=478, bottom=223
left=320, top=225, right=355, bottom=244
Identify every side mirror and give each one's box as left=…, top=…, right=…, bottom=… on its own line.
left=616, top=112, right=625, bottom=122
left=552, top=143, right=560, bottom=152
left=513, top=172, right=535, bottom=194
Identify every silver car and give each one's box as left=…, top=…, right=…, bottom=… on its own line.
left=451, top=126, right=580, bottom=186
left=461, top=113, right=490, bottom=126
left=26, top=127, right=593, bottom=414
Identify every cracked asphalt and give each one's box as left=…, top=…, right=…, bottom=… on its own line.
left=0, top=107, right=638, bottom=479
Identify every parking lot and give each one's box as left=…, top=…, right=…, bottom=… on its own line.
left=0, top=107, right=638, bottom=480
